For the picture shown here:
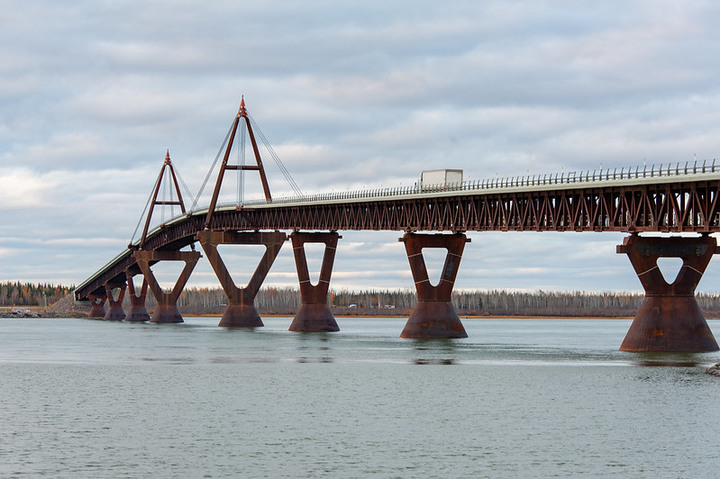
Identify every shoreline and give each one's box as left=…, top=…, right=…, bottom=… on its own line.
left=206, top=313, right=635, bottom=320
left=0, top=310, right=637, bottom=320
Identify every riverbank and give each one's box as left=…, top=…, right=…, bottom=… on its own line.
left=9, top=291, right=720, bottom=320
left=8, top=285, right=720, bottom=319
left=2, top=311, right=635, bottom=320
left=2, top=308, right=636, bottom=320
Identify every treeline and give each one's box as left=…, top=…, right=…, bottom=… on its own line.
left=162, top=287, right=720, bottom=318
left=173, top=287, right=302, bottom=315
left=324, top=289, right=647, bottom=317
left=0, top=282, right=73, bottom=307
left=13, top=283, right=720, bottom=318
left=463, top=290, right=720, bottom=317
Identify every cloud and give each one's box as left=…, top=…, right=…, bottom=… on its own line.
left=0, top=168, right=59, bottom=208
left=3, top=0, right=720, bottom=296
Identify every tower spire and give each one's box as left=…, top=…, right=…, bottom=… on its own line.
left=137, top=150, right=187, bottom=248
left=238, top=95, right=246, bottom=117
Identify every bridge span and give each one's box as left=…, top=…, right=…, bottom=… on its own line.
left=74, top=101, right=720, bottom=352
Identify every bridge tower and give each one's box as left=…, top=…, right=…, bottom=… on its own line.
left=204, top=96, right=271, bottom=229
left=138, top=150, right=188, bottom=248
left=618, top=234, right=719, bottom=352
left=199, top=99, right=288, bottom=327
left=200, top=99, right=339, bottom=330
left=130, top=150, right=201, bottom=323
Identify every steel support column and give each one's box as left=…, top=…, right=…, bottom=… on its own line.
left=289, top=231, right=340, bottom=332
left=124, top=273, right=150, bottom=322
left=400, top=232, right=469, bottom=339
left=197, top=230, right=287, bottom=327
left=617, top=234, right=719, bottom=352
left=103, top=282, right=126, bottom=321
left=133, top=250, right=201, bottom=324
left=88, top=292, right=106, bottom=318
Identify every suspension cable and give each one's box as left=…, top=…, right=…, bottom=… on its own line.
left=237, top=121, right=241, bottom=204
left=174, top=168, right=194, bottom=209
left=162, top=168, right=169, bottom=223
left=239, top=119, right=246, bottom=204
left=248, top=113, right=304, bottom=197
left=191, top=118, right=235, bottom=211
left=129, top=170, right=163, bottom=246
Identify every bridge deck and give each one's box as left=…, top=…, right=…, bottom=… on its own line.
left=230, top=163, right=718, bottom=207
left=75, top=163, right=720, bottom=300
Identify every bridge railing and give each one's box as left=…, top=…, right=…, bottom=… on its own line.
left=232, top=158, right=718, bottom=207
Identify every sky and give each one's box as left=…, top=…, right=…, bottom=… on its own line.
left=3, top=0, right=720, bottom=294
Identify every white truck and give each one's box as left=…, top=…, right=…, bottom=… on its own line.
left=420, top=169, right=463, bottom=189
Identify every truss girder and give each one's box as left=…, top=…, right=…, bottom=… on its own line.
left=76, top=180, right=720, bottom=302
left=237, top=181, right=720, bottom=234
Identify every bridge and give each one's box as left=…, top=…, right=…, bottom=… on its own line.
left=75, top=99, right=720, bottom=352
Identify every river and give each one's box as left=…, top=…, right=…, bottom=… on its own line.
left=1, top=317, right=719, bottom=478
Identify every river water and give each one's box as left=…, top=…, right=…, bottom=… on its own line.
left=1, top=317, right=719, bottom=478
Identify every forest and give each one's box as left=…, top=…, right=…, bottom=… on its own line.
left=174, top=287, right=720, bottom=317
left=7, top=282, right=719, bottom=318
left=0, top=282, right=73, bottom=308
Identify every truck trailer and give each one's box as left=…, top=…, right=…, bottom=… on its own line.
left=420, top=169, right=463, bottom=189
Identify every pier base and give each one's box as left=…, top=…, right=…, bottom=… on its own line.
left=133, top=250, right=201, bottom=324
left=400, top=233, right=469, bottom=339
left=103, top=282, right=126, bottom=321
left=618, top=234, right=719, bottom=352
left=198, top=230, right=287, bottom=328
left=88, top=293, right=106, bottom=318
left=124, top=273, right=150, bottom=322
left=288, top=232, right=340, bottom=332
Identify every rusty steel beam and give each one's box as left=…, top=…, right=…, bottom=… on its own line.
left=124, top=273, right=150, bottom=322
left=617, top=234, right=720, bottom=352
left=288, top=231, right=341, bottom=332
left=400, top=232, right=469, bottom=339
left=197, top=230, right=287, bottom=327
left=103, top=282, right=126, bottom=321
left=133, top=250, right=201, bottom=324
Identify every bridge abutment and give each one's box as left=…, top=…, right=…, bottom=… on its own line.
left=133, top=250, right=201, bottom=324
left=103, top=282, right=126, bottom=321
left=198, top=230, right=287, bottom=328
left=400, top=232, right=469, bottom=339
left=88, top=293, right=106, bottom=318
left=618, top=234, right=719, bottom=352
left=124, top=273, right=150, bottom=322
left=289, top=231, right=340, bottom=332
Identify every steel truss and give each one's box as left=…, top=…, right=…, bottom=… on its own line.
left=223, top=181, right=720, bottom=233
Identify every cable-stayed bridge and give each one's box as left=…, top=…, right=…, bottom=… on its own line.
left=75, top=99, right=720, bottom=352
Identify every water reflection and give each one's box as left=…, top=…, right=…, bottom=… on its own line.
left=629, top=352, right=709, bottom=368
left=413, top=358, right=455, bottom=365
left=412, top=339, right=457, bottom=365
left=295, top=332, right=334, bottom=363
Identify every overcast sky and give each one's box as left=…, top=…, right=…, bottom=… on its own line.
left=3, top=0, right=720, bottom=294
